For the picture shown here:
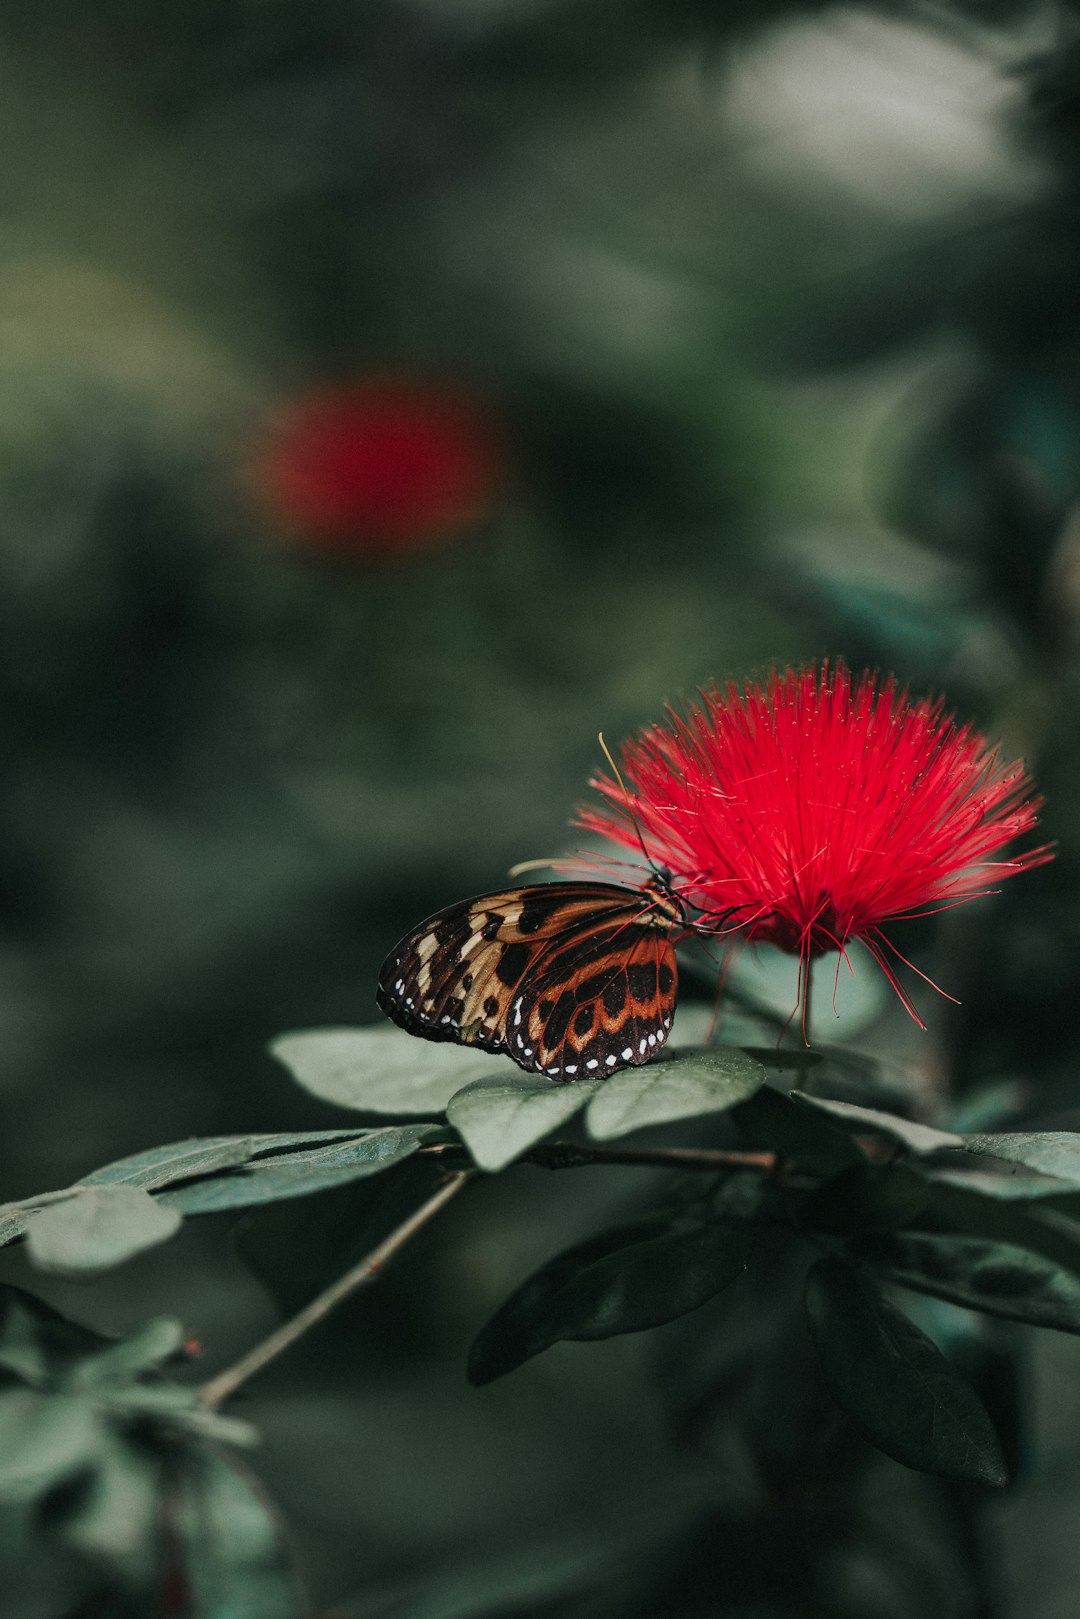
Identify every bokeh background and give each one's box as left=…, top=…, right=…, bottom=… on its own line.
left=2, top=3, right=1080, bottom=1615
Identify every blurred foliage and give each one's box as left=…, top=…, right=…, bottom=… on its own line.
left=1, top=0, right=1080, bottom=1614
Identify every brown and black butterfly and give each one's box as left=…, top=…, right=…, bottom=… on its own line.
left=376, top=871, right=713, bottom=1083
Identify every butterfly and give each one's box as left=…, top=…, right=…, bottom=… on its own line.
left=376, top=875, right=691, bottom=1082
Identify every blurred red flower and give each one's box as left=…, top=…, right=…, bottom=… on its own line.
left=257, top=377, right=499, bottom=553
left=579, top=664, right=1051, bottom=1029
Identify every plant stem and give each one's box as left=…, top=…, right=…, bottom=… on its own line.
left=198, top=1170, right=472, bottom=1410
left=527, top=1142, right=776, bottom=1172
left=802, top=953, right=814, bottom=1049
left=420, top=1141, right=777, bottom=1173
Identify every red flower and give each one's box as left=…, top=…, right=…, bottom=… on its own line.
left=257, top=377, right=499, bottom=554
left=578, top=664, right=1051, bottom=1030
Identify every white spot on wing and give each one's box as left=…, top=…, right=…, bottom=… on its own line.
left=621, top=1047, right=632, bottom=1060
left=605, top=1054, right=616, bottom=1067
left=586, top=1059, right=599, bottom=1070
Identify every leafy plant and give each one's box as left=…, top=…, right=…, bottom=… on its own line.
left=8, top=1022, right=1080, bottom=1613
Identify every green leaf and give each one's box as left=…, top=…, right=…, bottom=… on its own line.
left=447, top=1078, right=600, bottom=1173
left=857, top=1230, right=1080, bottom=1335
left=731, top=1084, right=864, bottom=1174
left=585, top=1048, right=765, bottom=1141
left=25, top=1187, right=182, bottom=1276
left=272, top=1025, right=521, bottom=1115
left=79, top=1130, right=369, bottom=1191
left=0, top=1288, right=105, bottom=1386
left=80, top=1136, right=273, bottom=1191
left=0, top=1390, right=103, bottom=1501
left=468, top=1217, right=750, bottom=1384
left=174, top=1447, right=307, bottom=1619
left=0, top=1211, right=28, bottom=1248
left=963, top=1133, right=1080, bottom=1186
left=68, top=1318, right=185, bottom=1389
left=794, top=1117, right=1080, bottom=1189
left=92, top=1382, right=256, bottom=1451
left=804, top=1258, right=1006, bottom=1486
left=56, top=1433, right=161, bottom=1591
left=161, top=1124, right=446, bottom=1213
left=0, top=1132, right=379, bottom=1255
left=928, top=1170, right=1076, bottom=1202
left=791, top=1094, right=963, bottom=1155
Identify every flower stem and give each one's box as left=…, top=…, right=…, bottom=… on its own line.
left=802, top=952, right=814, bottom=1049
left=198, top=1170, right=473, bottom=1410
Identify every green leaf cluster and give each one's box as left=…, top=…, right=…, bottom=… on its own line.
left=0, top=1287, right=303, bottom=1616
left=761, top=1092, right=1080, bottom=1484
left=14, top=1018, right=1080, bottom=1551
left=0, top=1122, right=450, bottom=1273
left=265, top=1029, right=1080, bottom=1494
left=277, top=1024, right=767, bottom=1170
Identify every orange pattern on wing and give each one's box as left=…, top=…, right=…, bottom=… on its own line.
left=376, top=881, right=680, bottom=1082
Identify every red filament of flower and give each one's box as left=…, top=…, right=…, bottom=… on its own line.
left=578, top=663, right=1052, bottom=1027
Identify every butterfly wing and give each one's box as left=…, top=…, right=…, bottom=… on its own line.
left=512, top=918, right=677, bottom=1082
left=376, top=882, right=677, bottom=1079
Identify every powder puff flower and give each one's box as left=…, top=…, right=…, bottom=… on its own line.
left=578, top=663, right=1051, bottom=1031
left=256, top=377, right=499, bottom=555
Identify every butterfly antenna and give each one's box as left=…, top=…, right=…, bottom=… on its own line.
left=507, top=857, right=560, bottom=877
left=598, top=731, right=658, bottom=877
left=508, top=848, right=647, bottom=881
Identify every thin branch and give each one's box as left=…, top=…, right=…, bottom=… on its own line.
left=421, top=1141, right=777, bottom=1173
left=526, top=1141, right=778, bottom=1172
left=198, top=1170, right=473, bottom=1411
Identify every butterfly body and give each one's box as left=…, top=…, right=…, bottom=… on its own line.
left=376, top=878, right=683, bottom=1081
